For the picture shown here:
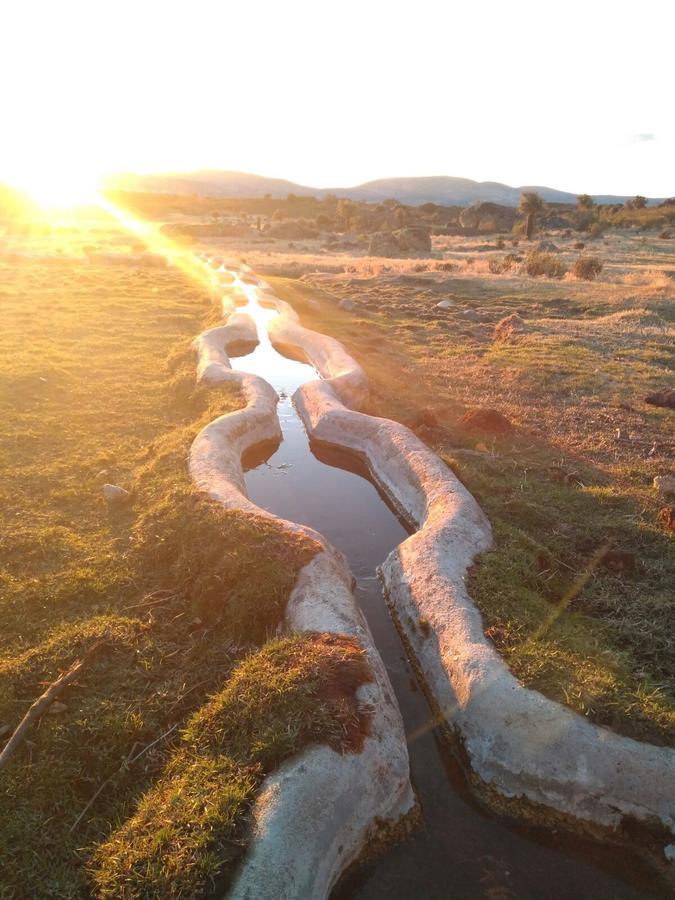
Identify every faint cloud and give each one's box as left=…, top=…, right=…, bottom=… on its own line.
left=627, top=133, right=656, bottom=144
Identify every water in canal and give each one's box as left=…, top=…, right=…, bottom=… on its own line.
left=230, top=286, right=657, bottom=900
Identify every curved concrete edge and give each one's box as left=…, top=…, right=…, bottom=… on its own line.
left=188, top=297, right=415, bottom=899
left=192, top=312, right=258, bottom=384
left=258, top=278, right=675, bottom=844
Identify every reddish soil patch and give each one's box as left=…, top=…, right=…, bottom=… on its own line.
left=658, top=506, right=675, bottom=532
left=310, top=632, right=374, bottom=753
left=645, top=389, right=675, bottom=410
left=459, top=407, right=513, bottom=435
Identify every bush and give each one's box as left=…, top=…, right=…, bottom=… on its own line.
left=659, top=229, right=671, bottom=240
left=573, top=241, right=586, bottom=250
left=489, top=253, right=521, bottom=274
left=524, top=251, right=567, bottom=278
left=572, top=255, right=603, bottom=281
left=573, top=210, right=596, bottom=232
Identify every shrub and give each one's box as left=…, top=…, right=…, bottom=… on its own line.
left=495, top=237, right=505, bottom=249
left=573, top=241, right=586, bottom=250
left=573, top=210, right=595, bottom=232
left=659, top=229, right=671, bottom=240
left=524, top=251, right=567, bottom=278
left=572, top=255, right=603, bottom=281
left=489, top=253, right=521, bottom=274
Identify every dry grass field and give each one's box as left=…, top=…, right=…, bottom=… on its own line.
left=0, top=220, right=368, bottom=897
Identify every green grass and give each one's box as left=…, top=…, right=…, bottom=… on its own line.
left=0, top=233, right=343, bottom=897
left=269, top=274, right=675, bottom=746
left=92, top=632, right=372, bottom=898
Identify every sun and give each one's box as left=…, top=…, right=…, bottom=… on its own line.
left=5, top=163, right=102, bottom=209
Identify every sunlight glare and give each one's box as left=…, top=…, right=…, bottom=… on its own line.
left=7, top=163, right=102, bottom=209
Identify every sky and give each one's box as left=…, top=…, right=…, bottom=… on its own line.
left=2, top=0, right=673, bottom=203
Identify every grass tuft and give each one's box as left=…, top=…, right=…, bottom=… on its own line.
left=92, top=633, right=372, bottom=898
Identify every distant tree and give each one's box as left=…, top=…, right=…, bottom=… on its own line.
left=576, top=194, right=594, bottom=209
left=393, top=206, right=407, bottom=228
left=633, top=195, right=647, bottom=209
left=336, top=198, right=355, bottom=230
left=518, top=191, right=544, bottom=240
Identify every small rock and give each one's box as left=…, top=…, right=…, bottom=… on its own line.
left=103, top=483, right=130, bottom=503
left=653, top=475, right=675, bottom=496
left=462, top=308, right=480, bottom=320
left=665, top=844, right=675, bottom=864
left=435, top=299, right=454, bottom=310
left=494, top=313, right=527, bottom=342
left=338, top=298, right=355, bottom=311
left=644, top=388, right=675, bottom=410
left=48, top=701, right=67, bottom=715
left=459, top=408, right=513, bottom=434
left=537, top=240, right=560, bottom=252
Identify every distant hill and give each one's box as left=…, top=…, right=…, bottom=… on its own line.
left=104, top=170, right=662, bottom=208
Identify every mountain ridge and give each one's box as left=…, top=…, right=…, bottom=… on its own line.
left=103, top=170, right=664, bottom=207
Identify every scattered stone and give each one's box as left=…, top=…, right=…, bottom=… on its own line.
left=103, top=483, right=130, bottom=503
left=494, top=313, right=528, bottom=342
left=462, top=308, right=480, bottom=320
left=368, top=226, right=431, bottom=257
left=658, top=506, right=675, bottom=532
left=48, top=701, right=67, bottom=715
left=459, top=408, right=513, bottom=434
left=435, top=299, right=454, bottom=310
left=537, top=240, right=560, bottom=252
left=653, top=475, right=675, bottom=496
left=368, top=232, right=400, bottom=257
left=394, top=226, right=432, bottom=254
left=459, top=202, right=517, bottom=233
left=338, top=298, right=355, bottom=311
left=644, top=388, right=675, bottom=410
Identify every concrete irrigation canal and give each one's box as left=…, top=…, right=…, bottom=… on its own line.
left=188, top=265, right=674, bottom=898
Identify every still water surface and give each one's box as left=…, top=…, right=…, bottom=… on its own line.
left=231, top=288, right=655, bottom=899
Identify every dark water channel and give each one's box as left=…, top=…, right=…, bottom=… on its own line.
left=231, top=288, right=657, bottom=900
